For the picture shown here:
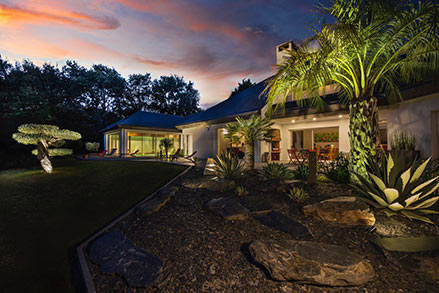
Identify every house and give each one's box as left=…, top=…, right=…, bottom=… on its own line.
left=101, top=41, right=439, bottom=161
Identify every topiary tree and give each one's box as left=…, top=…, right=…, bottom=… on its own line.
left=12, top=124, right=81, bottom=173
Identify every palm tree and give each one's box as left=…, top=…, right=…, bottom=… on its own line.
left=159, top=138, right=173, bottom=160
left=265, top=0, right=439, bottom=181
left=225, top=114, right=274, bottom=170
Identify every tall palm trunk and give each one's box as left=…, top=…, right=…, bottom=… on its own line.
left=37, top=140, right=53, bottom=173
left=348, top=96, right=379, bottom=182
left=245, top=139, right=255, bottom=170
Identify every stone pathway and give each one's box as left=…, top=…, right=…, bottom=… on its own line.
left=88, top=231, right=162, bottom=287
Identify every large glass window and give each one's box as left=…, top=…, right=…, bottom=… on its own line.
left=128, top=132, right=180, bottom=157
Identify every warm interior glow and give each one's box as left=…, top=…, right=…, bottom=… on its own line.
left=291, top=120, right=295, bottom=123
left=312, top=117, right=317, bottom=121
left=338, top=115, right=342, bottom=118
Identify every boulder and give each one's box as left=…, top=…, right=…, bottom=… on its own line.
left=136, top=194, right=171, bottom=217
left=182, top=178, right=207, bottom=189
left=88, top=231, right=162, bottom=288
left=199, top=179, right=236, bottom=192
left=206, top=197, right=249, bottom=221
left=254, top=211, right=311, bottom=239
left=302, top=196, right=375, bottom=227
left=249, top=240, right=375, bottom=286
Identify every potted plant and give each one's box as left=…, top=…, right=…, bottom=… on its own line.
left=84, top=142, right=100, bottom=159
left=389, top=131, right=420, bottom=165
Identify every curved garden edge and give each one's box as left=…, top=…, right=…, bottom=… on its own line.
left=75, top=163, right=193, bottom=293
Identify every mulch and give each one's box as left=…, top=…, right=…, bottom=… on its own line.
left=87, top=167, right=439, bottom=292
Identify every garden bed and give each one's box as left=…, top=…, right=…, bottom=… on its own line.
left=87, top=167, right=439, bottom=292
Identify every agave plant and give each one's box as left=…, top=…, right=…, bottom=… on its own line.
left=258, top=162, right=293, bottom=182
left=352, top=153, right=439, bottom=223
left=286, top=186, right=310, bottom=203
left=213, top=152, right=245, bottom=180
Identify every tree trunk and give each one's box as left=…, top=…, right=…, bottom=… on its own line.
left=37, top=140, right=53, bottom=173
left=348, top=96, right=378, bottom=183
left=245, top=140, right=255, bottom=170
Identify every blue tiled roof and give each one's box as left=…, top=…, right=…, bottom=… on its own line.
left=177, top=78, right=269, bottom=126
left=100, top=111, right=186, bottom=132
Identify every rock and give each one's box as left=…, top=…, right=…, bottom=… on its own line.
left=254, top=211, right=311, bottom=239
left=239, top=196, right=272, bottom=214
left=203, top=158, right=216, bottom=176
left=136, top=193, right=171, bottom=216
left=88, top=231, right=162, bottom=288
left=302, top=196, right=375, bottom=227
left=157, top=185, right=178, bottom=197
left=182, top=178, right=207, bottom=189
left=249, top=240, right=375, bottom=286
left=199, top=179, right=236, bottom=192
left=205, top=197, right=249, bottom=221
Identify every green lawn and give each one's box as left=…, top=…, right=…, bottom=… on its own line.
left=0, top=159, right=186, bottom=292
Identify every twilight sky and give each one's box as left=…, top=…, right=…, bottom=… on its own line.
left=0, top=0, right=321, bottom=108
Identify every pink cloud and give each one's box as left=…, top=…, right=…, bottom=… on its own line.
left=0, top=3, right=120, bottom=30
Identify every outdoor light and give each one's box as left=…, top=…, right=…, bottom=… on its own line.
left=291, top=120, right=295, bottom=123
left=223, top=129, right=228, bottom=134
left=338, top=115, right=342, bottom=118
left=313, top=117, right=317, bottom=121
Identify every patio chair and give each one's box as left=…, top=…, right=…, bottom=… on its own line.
left=170, top=148, right=181, bottom=161
left=287, top=149, right=303, bottom=165
left=185, top=151, right=197, bottom=159
left=97, top=150, right=107, bottom=156
left=129, top=149, right=139, bottom=157
left=106, top=148, right=117, bottom=156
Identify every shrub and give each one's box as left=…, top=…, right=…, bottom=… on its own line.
left=390, top=131, right=416, bottom=150
left=258, top=162, right=293, bottom=182
left=286, top=186, right=309, bottom=202
left=320, top=153, right=350, bottom=183
left=85, top=142, right=100, bottom=152
left=352, top=153, right=439, bottom=224
left=234, top=186, right=249, bottom=196
left=293, top=164, right=309, bottom=180
left=213, top=152, right=245, bottom=180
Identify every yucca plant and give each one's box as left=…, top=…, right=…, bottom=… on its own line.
left=352, top=153, right=439, bottom=223
left=286, top=186, right=310, bottom=202
left=225, top=114, right=274, bottom=170
left=258, top=162, right=293, bottom=182
left=213, top=152, right=245, bottom=180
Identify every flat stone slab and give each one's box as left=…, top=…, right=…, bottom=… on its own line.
left=303, top=196, right=376, bottom=227
left=199, top=179, right=236, bottom=192
left=136, top=194, right=171, bottom=217
left=249, top=240, right=375, bottom=286
left=254, top=211, right=311, bottom=239
left=206, top=197, right=249, bottom=221
left=239, top=196, right=272, bottom=213
left=88, top=231, right=162, bottom=288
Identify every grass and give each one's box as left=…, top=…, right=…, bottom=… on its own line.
left=0, top=158, right=187, bottom=292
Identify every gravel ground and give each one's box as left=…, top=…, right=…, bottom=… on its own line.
left=87, top=168, right=439, bottom=292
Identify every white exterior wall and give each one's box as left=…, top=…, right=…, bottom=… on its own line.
left=380, top=93, right=439, bottom=158
left=182, top=124, right=223, bottom=159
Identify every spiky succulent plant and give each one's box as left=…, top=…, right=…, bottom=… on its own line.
left=213, top=152, right=245, bottom=180
left=258, top=162, right=293, bottom=182
left=352, top=153, right=439, bottom=223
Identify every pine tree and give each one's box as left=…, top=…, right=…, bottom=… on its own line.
left=12, top=124, right=81, bottom=173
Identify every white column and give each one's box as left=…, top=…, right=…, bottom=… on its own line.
left=188, top=134, right=193, bottom=155
left=119, top=129, right=128, bottom=157
left=103, top=134, right=108, bottom=151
